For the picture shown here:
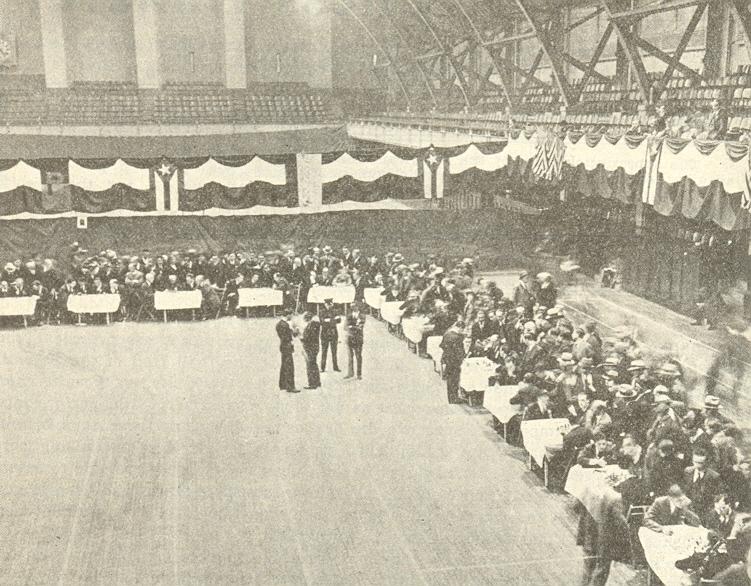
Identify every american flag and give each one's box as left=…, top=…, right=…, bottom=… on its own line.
left=532, top=132, right=565, bottom=182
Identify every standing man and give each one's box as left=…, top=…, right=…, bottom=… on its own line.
left=440, top=319, right=465, bottom=404
left=276, top=309, right=299, bottom=393
left=301, top=312, right=321, bottom=390
left=512, top=271, right=537, bottom=318
left=319, top=297, right=340, bottom=372
left=344, top=303, right=366, bottom=380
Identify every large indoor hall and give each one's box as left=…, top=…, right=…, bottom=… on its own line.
left=0, top=307, right=632, bottom=586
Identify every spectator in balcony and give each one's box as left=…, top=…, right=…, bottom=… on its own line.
left=706, top=99, right=728, bottom=141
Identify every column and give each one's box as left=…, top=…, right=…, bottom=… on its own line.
left=703, top=1, right=727, bottom=78
left=223, top=0, right=247, bottom=89
left=132, top=0, right=160, bottom=88
left=296, top=154, right=323, bottom=208
left=39, top=0, right=67, bottom=88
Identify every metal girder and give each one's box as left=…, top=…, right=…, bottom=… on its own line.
left=449, top=0, right=517, bottom=107
left=513, top=0, right=575, bottom=106
left=560, top=52, right=611, bottom=83
left=521, top=49, right=545, bottom=94
left=566, top=7, right=603, bottom=32
left=574, top=22, right=614, bottom=101
left=373, top=0, right=438, bottom=108
left=660, top=1, right=708, bottom=83
left=333, top=0, right=412, bottom=107
left=725, top=0, right=751, bottom=63
left=483, top=30, right=537, bottom=47
left=609, top=0, right=703, bottom=21
left=402, top=0, right=472, bottom=107
left=487, top=47, right=548, bottom=90
left=628, top=34, right=704, bottom=81
left=601, top=0, right=650, bottom=102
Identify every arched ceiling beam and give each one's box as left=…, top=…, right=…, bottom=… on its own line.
left=513, top=0, right=576, bottom=106
left=333, top=0, right=412, bottom=107
left=372, top=0, right=439, bottom=108
left=401, top=0, right=472, bottom=107
left=449, top=0, right=516, bottom=108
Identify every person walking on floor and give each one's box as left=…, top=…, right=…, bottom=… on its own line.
left=440, top=319, right=466, bottom=404
left=344, top=303, right=366, bottom=380
left=319, top=297, right=340, bottom=372
left=301, top=311, right=321, bottom=389
left=276, top=309, right=299, bottom=393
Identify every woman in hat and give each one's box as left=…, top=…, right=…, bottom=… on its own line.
left=555, top=352, right=579, bottom=407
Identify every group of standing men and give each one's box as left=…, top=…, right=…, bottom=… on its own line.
left=276, top=297, right=366, bottom=393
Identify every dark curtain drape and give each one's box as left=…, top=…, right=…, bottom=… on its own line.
left=562, top=163, right=640, bottom=205
left=322, top=174, right=421, bottom=204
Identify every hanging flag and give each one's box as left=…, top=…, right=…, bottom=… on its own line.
left=151, top=158, right=178, bottom=212
left=419, top=146, right=448, bottom=199
left=532, top=131, right=565, bottom=182
left=641, top=135, right=663, bottom=206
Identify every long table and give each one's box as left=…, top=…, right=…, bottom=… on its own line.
left=237, top=288, right=283, bottom=316
left=307, top=286, right=355, bottom=306
left=154, top=290, right=202, bottom=321
left=520, top=418, right=570, bottom=473
left=565, top=465, right=622, bottom=522
left=0, top=296, right=38, bottom=326
left=380, top=301, right=405, bottom=326
left=67, top=294, right=122, bottom=324
left=638, top=525, right=709, bottom=586
left=483, top=385, right=522, bottom=440
left=363, top=287, right=384, bottom=312
left=401, top=316, right=433, bottom=347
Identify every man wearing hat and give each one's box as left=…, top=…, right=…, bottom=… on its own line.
left=700, top=394, right=732, bottom=426
left=276, top=309, right=299, bottom=393
left=301, top=312, right=321, bottom=390
left=343, top=303, right=366, bottom=380
left=512, top=271, right=536, bottom=318
left=645, top=439, right=685, bottom=496
left=440, top=319, right=466, bottom=404
left=523, top=388, right=555, bottom=420
left=319, top=298, right=341, bottom=373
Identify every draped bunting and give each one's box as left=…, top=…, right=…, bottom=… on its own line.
left=449, top=144, right=508, bottom=175
left=564, top=164, right=639, bottom=205
left=68, top=159, right=151, bottom=191
left=659, top=139, right=747, bottom=194
left=322, top=174, right=421, bottom=205
left=182, top=157, right=286, bottom=190
left=564, top=134, right=647, bottom=175
left=321, top=151, right=417, bottom=184
left=0, top=161, right=43, bottom=193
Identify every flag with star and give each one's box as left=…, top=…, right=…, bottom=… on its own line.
left=151, top=158, right=178, bottom=211
left=419, top=146, right=448, bottom=199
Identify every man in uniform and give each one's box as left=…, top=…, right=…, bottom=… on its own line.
left=276, top=309, right=299, bottom=393
left=319, top=297, right=340, bottom=372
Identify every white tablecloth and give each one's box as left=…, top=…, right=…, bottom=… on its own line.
left=460, top=357, right=496, bottom=392
left=238, top=288, right=283, bottom=308
left=154, top=290, right=202, bottom=311
left=0, top=296, right=38, bottom=316
left=483, top=385, right=523, bottom=425
left=639, top=526, right=710, bottom=586
left=363, top=287, right=384, bottom=310
left=380, top=301, right=405, bottom=325
left=520, top=418, right=570, bottom=467
left=565, top=465, right=622, bottom=523
left=307, top=286, right=355, bottom=305
left=67, top=294, right=121, bottom=314
left=426, top=335, right=443, bottom=363
left=402, top=316, right=433, bottom=344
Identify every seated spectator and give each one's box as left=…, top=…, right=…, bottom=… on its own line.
left=584, top=400, right=612, bottom=437
left=523, top=388, right=556, bottom=421
left=577, top=431, right=617, bottom=468
left=684, top=446, right=724, bottom=520
left=645, top=438, right=685, bottom=497
left=643, top=484, right=702, bottom=534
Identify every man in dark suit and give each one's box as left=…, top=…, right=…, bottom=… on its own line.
left=512, top=271, right=537, bottom=318
left=319, top=298, right=340, bottom=372
left=523, top=389, right=555, bottom=420
left=577, top=432, right=617, bottom=468
left=301, top=312, right=321, bottom=390
left=224, top=273, right=244, bottom=315
left=440, top=320, right=465, bottom=404
left=684, top=447, right=724, bottom=519
left=703, top=494, right=737, bottom=539
left=645, top=439, right=685, bottom=497
left=276, top=310, right=298, bottom=393
left=344, top=304, right=366, bottom=380
left=644, top=484, right=702, bottom=534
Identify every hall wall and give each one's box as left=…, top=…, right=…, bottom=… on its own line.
left=63, top=0, right=137, bottom=83
left=0, top=0, right=44, bottom=77
left=245, top=0, right=332, bottom=88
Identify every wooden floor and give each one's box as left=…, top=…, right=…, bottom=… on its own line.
left=0, top=314, right=642, bottom=585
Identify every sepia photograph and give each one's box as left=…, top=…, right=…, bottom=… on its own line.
left=2, top=0, right=751, bottom=584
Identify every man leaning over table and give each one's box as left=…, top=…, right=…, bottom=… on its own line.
left=644, top=484, right=702, bottom=534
